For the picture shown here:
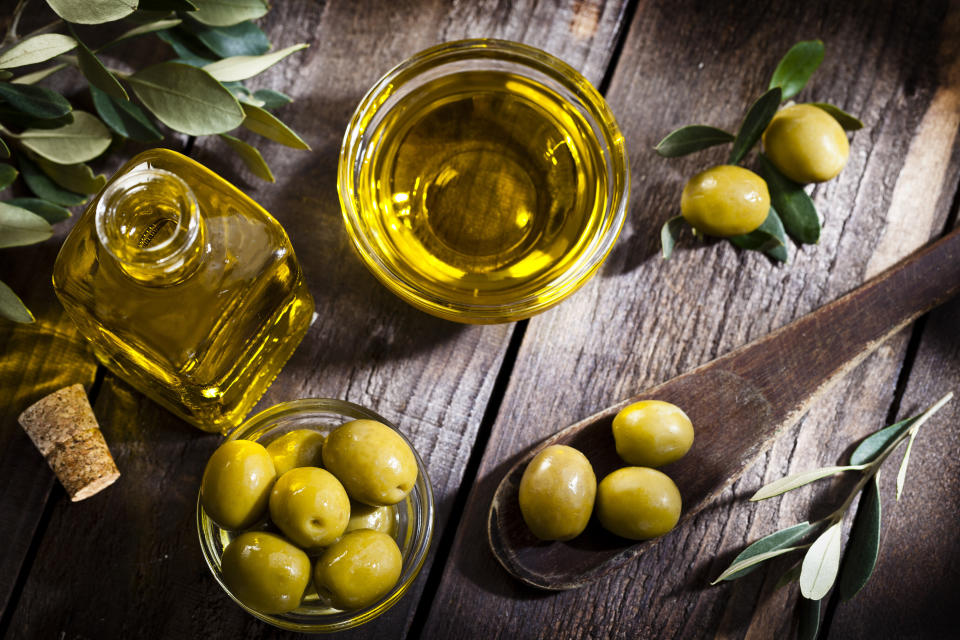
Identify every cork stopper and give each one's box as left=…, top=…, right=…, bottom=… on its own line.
left=18, top=384, right=120, bottom=501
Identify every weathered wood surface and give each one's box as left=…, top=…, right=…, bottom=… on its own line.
left=424, top=0, right=960, bottom=638
left=1, top=1, right=631, bottom=639
left=489, top=227, right=960, bottom=590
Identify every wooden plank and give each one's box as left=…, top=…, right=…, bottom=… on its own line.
left=423, top=0, right=960, bottom=637
left=4, top=1, right=631, bottom=637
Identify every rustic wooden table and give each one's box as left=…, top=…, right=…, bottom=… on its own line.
left=2, top=1, right=959, bottom=638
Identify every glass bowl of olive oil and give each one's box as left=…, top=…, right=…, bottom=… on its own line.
left=339, top=39, right=629, bottom=323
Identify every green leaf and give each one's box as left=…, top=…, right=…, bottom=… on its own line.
left=229, top=83, right=263, bottom=107
left=751, top=465, right=864, bottom=501
left=128, top=62, right=244, bottom=135
left=18, top=153, right=87, bottom=206
left=105, top=18, right=183, bottom=46
left=219, top=134, right=274, bottom=182
left=6, top=197, right=71, bottom=222
left=0, top=71, right=10, bottom=80
left=192, top=0, right=269, bottom=27
left=253, top=88, right=292, bottom=110
left=837, top=473, right=881, bottom=601
left=10, top=63, right=68, bottom=85
left=769, top=40, right=825, bottom=101
left=799, top=522, right=842, bottom=600
left=0, top=279, right=35, bottom=323
left=849, top=416, right=919, bottom=466
left=717, top=522, right=817, bottom=581
left=0, top=106, right=73, bottom=130
left=0, top=201, right=53, bottom=247
left=0, top=82, right=72, bottom=119
left=810, top=103, right=864, bottom=131
left=774, top=562, right=802, bottom=591
left=0, top=34, right=77, bottom=69
left=796, top=596, right=821, bottom=640
left=91, top=85, right=163, bottom=142
left=757, top=153, right=820, bottom=243
left=33, top=156, right=106, bottom=194
left=0, top=163, right=17, bottom=189
left=20, top=111, right=112, bottom=164
left=710, top=546, right=804, bottom=584
left=46, top=0, right=138, bottom=24
left=0, top=137, right=7, bottom=158
left=729, top=206, right=789, bottom=262
left=660, top=215, right=685, bottom=259
left=183, top=20, right=270, bottom=57
left=895, top=430, right=916, bottom=500
left=654, top=125, right=734, bottom=158
left=138, top=0, right=197, bottom=10
left=728, top=87, right=781, bottom=164
left=71, top=30, right=129, bottom=101
left=155, top=29, right=215, bottom=66
left=203, top=44, right=309, bottom=82
left=241, top=103, right=309, bottom=149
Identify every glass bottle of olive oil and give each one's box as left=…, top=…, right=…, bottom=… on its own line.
left=53, top=149, right=314, bottom=433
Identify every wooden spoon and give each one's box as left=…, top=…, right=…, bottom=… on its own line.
left=488, top=227, right=960, bottom=590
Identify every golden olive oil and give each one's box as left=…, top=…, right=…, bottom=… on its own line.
left=357, top=70, right=610, bottom=309
left=54, top=149, right=314, bottom=433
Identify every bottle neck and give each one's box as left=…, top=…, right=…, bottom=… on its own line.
left=95, top=168, right=204, bottom=285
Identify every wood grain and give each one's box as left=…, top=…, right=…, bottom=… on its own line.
left=422, top=0, right=960, bottom=637
left=2, top=1, right=631, bottom=638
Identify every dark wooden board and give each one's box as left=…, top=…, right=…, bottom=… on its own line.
left=422, top=0, right=960, bottom=637
left=2, top=1, right=631, bottom=638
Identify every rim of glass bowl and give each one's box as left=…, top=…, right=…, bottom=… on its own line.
left=196, top=398, right=435, bottom=633
left=337, top=38, right=630, bottom=324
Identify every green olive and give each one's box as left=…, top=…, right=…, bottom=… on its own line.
left=680, top=165, right=770, bottom=237
left=612, top=400, right=694, bottom=467
left=314, top=529, right=403, bottom=610
left=267, top=429, right=326, bottom=476
left=596, top=467, right=682, bottom=540
left=518, top=444, right=596, bottom=541
left=346, top=500, right=397, bottom=537
left=322, top=420, right=418, bottom=506
left=201, top=440, right=276, bottom=530
left=269, top=467, right=350, bottom=549
left=763, top=104, right=849, bottom=183
left=221, top=531, right=311, bottom=614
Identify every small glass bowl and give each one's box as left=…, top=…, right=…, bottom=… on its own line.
left=197, top=399, right=434, bottom=633
left=338, top=39, right=629, bottom=324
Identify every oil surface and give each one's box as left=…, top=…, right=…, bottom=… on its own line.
left=54, top=150, right=314, bottom=433
left=358, top=70, right=609, bottom=307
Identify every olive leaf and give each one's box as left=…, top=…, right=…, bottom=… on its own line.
left=219, top=134, right=274, bottom=182
left=203, top=44, right=309, bottom=82
left=837, top=473, right=881, bottom=601
left=728, top=87, right=781, bottom=165
left=849, top=415, right=919, bottom=466
left=799, top=521, right=842, bottom=600
left=0, top=163, right=17, bottom=189
left=729, top=206, right=789, bottom=263
left=757, top=153, right=820, bottom=244
left=796, top=596, right=821, bottom=640
left=18, top=153, right=87, bottom=206
left=138, top=0, right=197, bottom=11
left=0, top=105, right=74, bottom=129
left=751, top=465, right=865, bottom=501
left=128, top=62, right=244, bottom=135
left=774, top=561, right=802, bottom=591
left=0, top=82, right=72, bottom=119
left=46, top=0, right=138, bottom=24
left=71, top=30, right=129, bottom=101
left=10, top=63, right=68, bottom=86
left=811, top=103, right=864, bottom=131
left=253, top=89, right=292, bottom=110
left=191, top=0, right=269, bottom=27
left=20, top=111, right=113, bottom=165
left=6, top=197, right=71, bottom=222
left=0, top=71, right=9, bottom=80
left=241, top=103, right=309, bottom=149
left=714, top=522, right=817, bottom=582
left=231, top=84, right=264, bottom=107
left=183, top=20, right=271, bottom=57
left=155, top=29, right=216, bottom=66
left=33, top=156, right=106, bottom=195
left=895, top=430, right=917, bottom=500
left=769, top=40, right=825, bottom=101
left=711, top=546, right=804, bottom=584
left=91, top=85, right=163, bottom=142
left=0, top=34, right=77, bottom=69
left=0, top=201, right=54, bottom=248
left=0, top=137, right=8, bottom=158
left=0, top=279, right=34, bottom=323
left=660, top=215, right=685, bottom=259
left=654, top=125, right=734, bottom=158
left=105, top=18, right=183, bottom=46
